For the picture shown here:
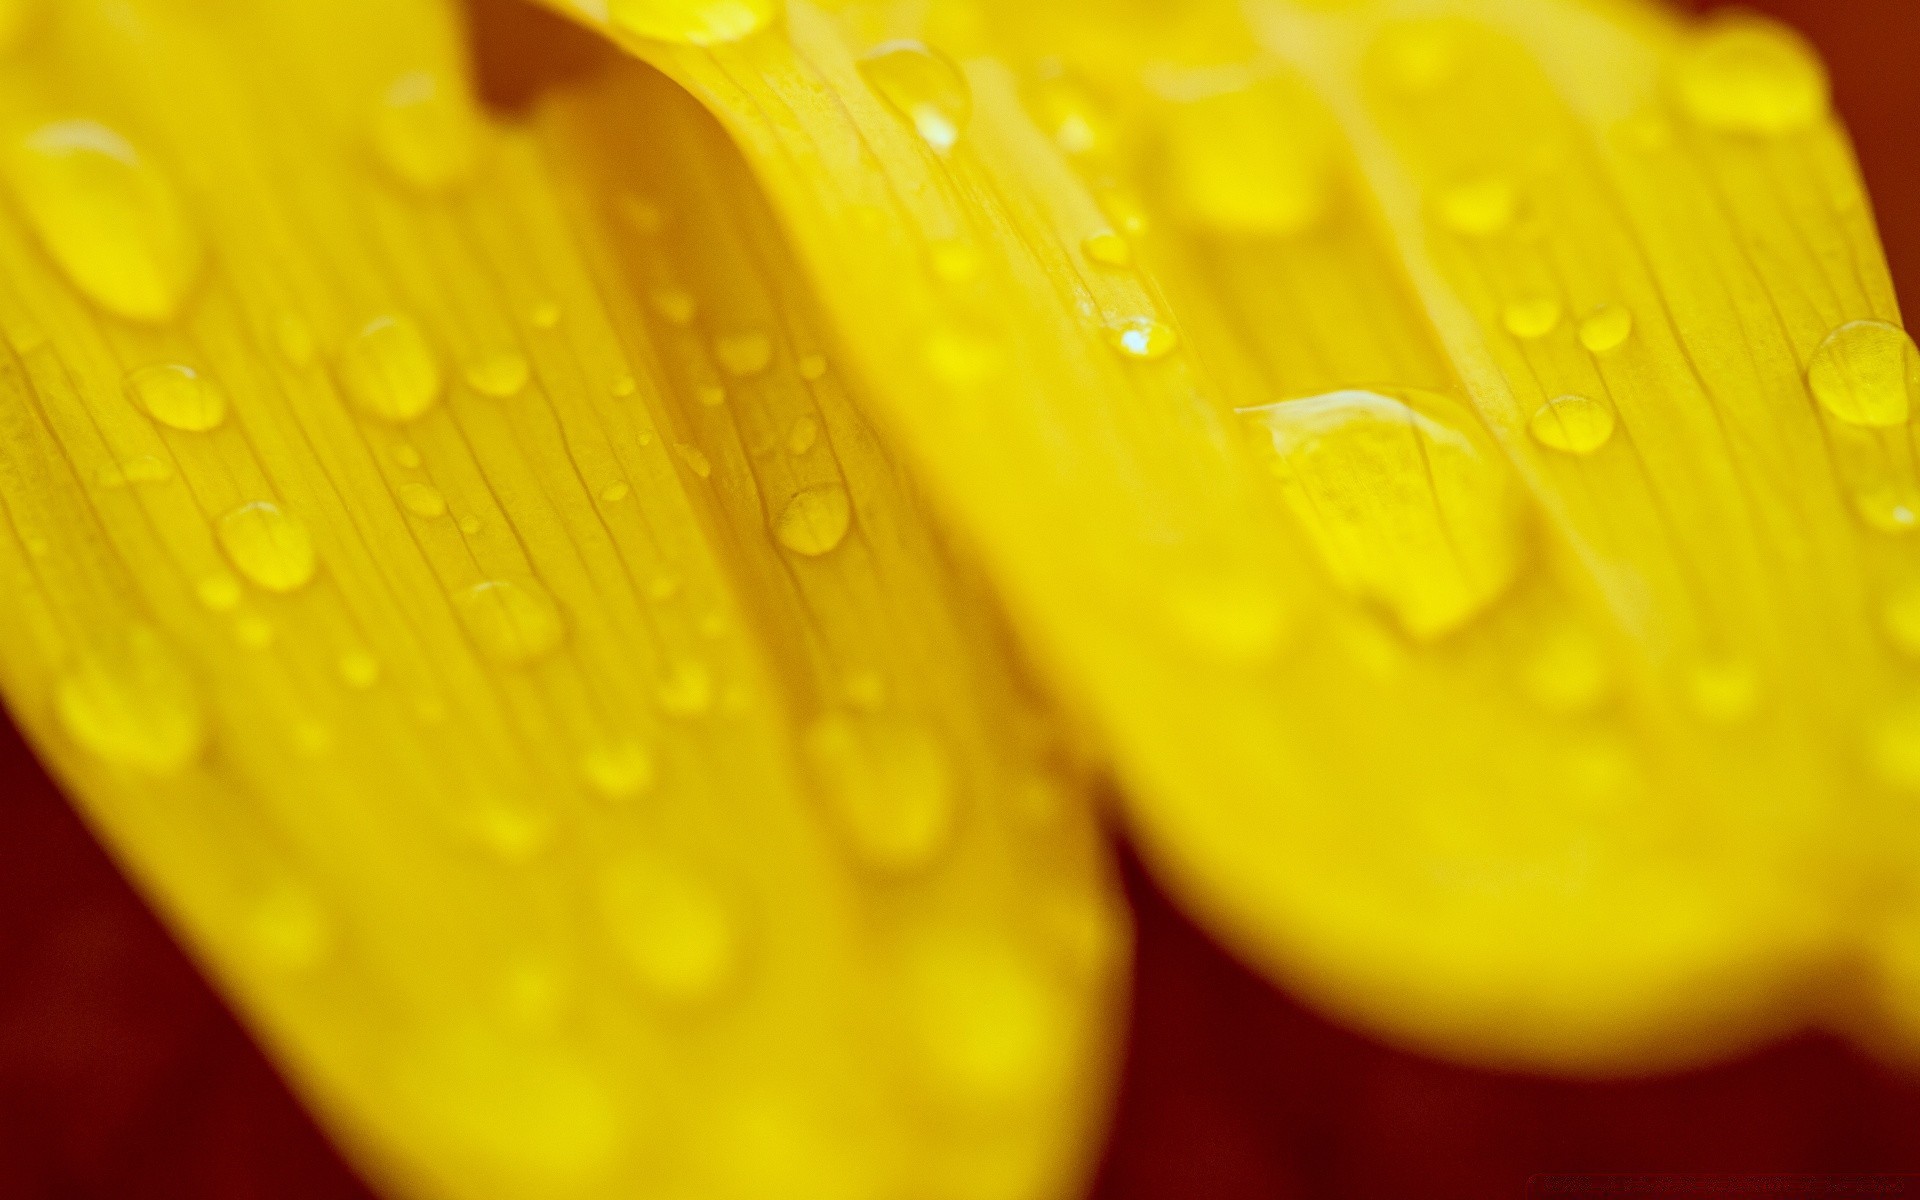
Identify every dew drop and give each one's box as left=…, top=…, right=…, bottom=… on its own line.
left=1518, top=619, right=1611, bottom=713
left=370, top=71, right=481, bottom=192
left=610, top=373, right=638, bottom=398
left=243, top=884, right=332, bottom=972
left=1161, top=71, right=1332, bottom=237
left=1529, top=393, right=1616, bottom=455
left=804, top=711, right=955, bottom=874
left=1806, top=319, right=1917, bottom=429
left=98, top=456, right=173, bottom=487
left=1884, top=582, right=1920, bottom=659
left=1374, top=19, right=1463, bottom=95
left=715, top=331, right=772, bottom=377
left=581, top=739, right=654, bottom=799
left=907, top=933, right=1061, bottom=1108
left=924, top=327, right=1003, bottom=382
left=465, top=350, right=529, bottom=398
left=1082, top=230, right=1132, bottom=267
left=1435, top=176, right=1517, bottom=237
left=1025, top=69, right=1115, bottom=158
left=456, top=579, right=564, bottom=666
left=399, top=481, right=448, bottom=519
left=1578, top=304, right=1634, bottom=354
left=1108, top=317, right=1178, bottom=360
left=651, top=289, right=696, bottom=325
left=275, top=313, right=316, bottom=366
left=599, top=481, right=630, bottom=503
left=57, top=624, right=203, bottom=773
left=797, top=353, right=828, bottom=380
left=527, top=300, right=561, bottom=329
left=218, top=501, right=317, bottom=593
left=1686, top=658, right=1759, bottom=724
left=1674, top=17, right=1828, bottom=137
left=608, top=0, right=776, bottom=46
left=930, top=240, right=981, bottom=283
left=1246, top=388, right=1523, bottom=640
left=774, top=482, right=852, bottom=556
left=126, top=364, right=225, bottom=431
left=675, top=442, right=712, bottom=479
left=235, top=613, right=275, bottom=649
left=787, top=416, right=818, bottom=455
left=457, top=514, right=483, bottom=535
left=196, top=574, right=242, bottom=612
left=1503, top=296, right=1562, bottom=340
left=7, top=120, right=201, bottom=322
left=599, top=852, right=737, bottom=1003
left=339, top=315, right=442, bottom=422
left=1871, top=701, right=1920, bottom=791
left=338, top=649, right=380, bottom=688
left=859, top=41, right=972, bottom=152
left=657, top=661, right=713, bottom=716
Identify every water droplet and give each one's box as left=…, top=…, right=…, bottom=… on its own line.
left=1374, top=19, right=1463, bottom=95
left=599, top=481, right=630, bottom=503
left=608, top=0, right=776, bottom=46
left=657, top=661, right=713, bottom=716
left=907, top=933, right=1061, bottom=1107
left=697, top=384, right=726, bottom=408
left=1503, top=296, right=1562, bottom=340
left=1435, top=176, right=1516, bottom=237
left=275, top=313, right=316, bottom=366
left=715, top=331, right=772, bottom=377
left=465, top=351, right=529, bottom=398
left=1161, top=71, right=1332, bottom=237
left=581, top=739, right=654, bottom=799
left=1884, top=582, right=1920, bottom=658
left=787, top=416, right=818, bottom=455
left=1674, top=17, right=1828, bottom=136
left=1108, top=317, right=1178, bottom=360
left=610, top=373, right=638, bottom=397
left=457, top=514, right=483, bottom=535
left=1686, top=657, right=1758, bottom=724
left=456, top=579, right=564, bottom=666
left=126, top=363, right=225, bottom=431
left=98, top=455, right=172, bottom=487
left=196, top=574, right=241, bottom=611
left=57, top=624, right=203, bottom=773
left=235, top=613, right=275, bottom=649
left=339, top=314, right=442, bottom=422
left=7, top=120, right=200, bottom=322
left=338, top=649, right=380, bottom=688
left=1082, top=230, right=1132, bottom=267
left=599, top=852, right=737, bottom=1002
left=399, top=481, right=448, bottom=519
left=244, top=883, right=332, bottom=972
left=924, top=327, right=1003, bottom=382
left=675, top=443, right=712, bottom=479
left=1518, top=619, right=1610, bottom=713
left=774, top=483, right=852, bottom=556
left=804, top=712, right=955, bottom=874
left=797, top=353, right=828, bottom=381
left=527, top=300, right=561, bottom=329
left=1578, top=304, right=1634, bottom=353
left=217, top=501, right=317, bottom=593
left=1246, top=388, right=1523, bottom=639
left=1806, top=319, right=1916, bottom=429
left=931, top=240, right=981, bottom=282
left=1529, top=393, right=1616, bottom=455
left=1025, top=68, right=1115, bottom=158
left=391, top=442, right=423, bottom=469
left=1871, top=701, right=1920, bottom=791
left=859, top=41, right=972, bottom=152
left=370, top=71, right=481, bottom=192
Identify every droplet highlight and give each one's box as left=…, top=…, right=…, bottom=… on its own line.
left=339, top=314, right=443, bottom=422
left=370, top=71, right=481, bottom=192
left=465, top=350, right=529, bottom=398
left=126, top=364, right=225, bottom=432
left=217, top=501, right=317, bottom=593
left=1108, top=317, right=1178, bottom=360
left=1529, top=393, right=1616, bottom=455
left=608, top=0, right=776, bottom=46
left=599, top=853, right=737, bottom=1003
left=1578, top=304, right=1634, bottom=354
left=57, top=624, right=204, bottom=774
left=456, top=579, right=564, bottom=666
left=1674, top=17, right=1828, bottom=136
left=1806, top=319, right=1917, bottom=429
left=859, top=42, right=972, bottom=152
left=804, top=712, right=955, bottom=874
left=774, top=483, right=852, bottom=556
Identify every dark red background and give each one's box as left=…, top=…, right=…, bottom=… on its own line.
left=4, top=1, right=1918, bottom=1196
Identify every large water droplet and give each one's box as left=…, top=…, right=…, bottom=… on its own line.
left=1108, top=317, right=1178, bottom=360
left=859, top=42, right=972, bottom=152
left=608, top=0, right=776, bottom=45
left=371, top=71, right=481, bottom=192
left=56, top=624, right=204, bottom=773
left=339, top=314, right=443, bottom=422
left=1806, top=319, right=1916, bottom=429
left=1529, top=393, right=1616, bottom=455
left=126, top=364, right=225, bottom=432
left=804, top=711, right=955, bottom=874
left=1160, top=71, right=1332, bottom=237
left=456, top=578, right=564, bottom=666
left=7, top=121, right=200, bottom=322
left=1674, top=17, right=1828, bottom=136
left=599, top=852, right=737, bottom=1003
left=774, top=483, right=852, bottom=556
left=1578, top=304, right=1634, bottom=354
left=1246, top=388, right=1524, bottom=639
left=218, top=501, right=317, bottom=593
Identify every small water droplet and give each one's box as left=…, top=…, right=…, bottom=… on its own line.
left=218, top=501, right=317, bottom=593
left=774, top=482, right=852, bottom=556
left=644, top=289, right=693, bottom=327
left=607, top=0, right=776, bottom=46
left=787, top=416, right=818, bottom=455
left=1160, top=71, right=1332, bottom=237
left=275, top=313, right=316, bottom=366
left=1246, top=388, right=1523, bottom=639
left=1674, top=17, right=1828, bottom=136
left=57, top=624, right=203, bottom=773
left=600, top=481, right=630, bottom=503
left=1518, top=619, right=1610, bottom=713
left=675, top=442, right=712, bottom=479
left=1435, top=176, right=1517, bottom=237
left=391, top=442, right=423, bottom=469
left=7, top=120, right=201, bottom=322
left=648, top=574, right=682, bottom=602
left=338, top=649, right=380, bottom=688
left=907, top=933, right=1061, bottom=1107
left=930, top=240, right=981, bottom=282
left=697, top=384, right=727, bottom=408
left=1578, top=304, right=1634, bottom=354
left=399, top=481, right=448, bottom=519
left=1529, top=393, right=1616, bottom=455
left=1025, top=68, right=1115, bottom=157
left=1686, top=658, right=1759, bottom=724
left=804, top=711, right=955, bottom=873
left=527, top=300, right=561, bottom=329
left=1108, top=317, right=1178, bottom=360
left=456, top=578, right=564, bottom=666
left=339, top=314, right=442, bottom=422
left=796, top=353, right=828, bottom=381
left=581, top=739, right=654, bottom=799
left=860, top=41, right=972, bottom=152
left=370, top=71, right=481, bottom=192
left=1374, top=19, right=1463, bottom=95
left=98, top=455, right=172, bottom=487
left=1503, top=296, right=1562, bottom=340
left=715, top=331, right=772, bottom=377
left=600, top=851, right=737, bottom=1002
left=1806, top=319, right=1916, bottom=429
left=196, top=574, right=241, bottom=611
left=1082, top=230, right=1132, bottom=267
left=610, top=373, right=638, bottom=397
left=235, top=613, right=275, bottom=649
left=457, top=514, right=483, bottom=535
left=924, top=327, right=1003, bottom=382
left=126, top=363, right=225, bottom=431
left=657, top=661, right=713, bottom=716
left=464, top=350, right=529, bottom=398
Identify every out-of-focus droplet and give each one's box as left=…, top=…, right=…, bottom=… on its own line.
left=924, top=327, right=1003, bottom=382
left=1503, top=296, right=1562, bottom=340
left=1884, top=582, right=1920, bottom=659
left=1518, top=618, right=1611, bottom=713
left=600, top=852, right=737, bottom=1002
left=797, top=353, right=828, bottom=380
left=244, top=884, right=332, bottom=972
left=1373, top=19, right=1463, bottom=95
left=715, top=331, right=772, bottom=377
left=610, top=373, right=638, bottom=397
left=126, top=364, right=225, bottom=431
left=675, top=442, right=712, bottom=479
left=1160, top=573, right=1291, bottom=663
left=338, top=649, right=380, bottom=688
left=457, top=514, right=483, bottom=535
left=600, top=481, right=630, bottom=503
left=1687, top=657, right=1759, bottom=724
left=57, top=624, right=204, bottom=774
left=456, top=579, right=563, bottom=666
left=339, top=314, right=442, bottom=422
left=197, top=575, right=242, bottom=611
left=1529, top=393, right=1616, bottom=455
left=774, top=483, right=852, bottom=556
left=1160, top=71, right=1332, bottom=237
left=907, top=933, right=1062, bottom=1108
left=370, top=71, right=481, bottom=192
left=1098, top=189, right=1152, bottom=238
left=1108, top=317, right=1178, bottom=360
left=859, top=41, right=972, bottom=152
left=657, top=661, right=713, bottom=716
left=930, top=240, right=980, bottom=283
left=1852, top=479, right=1920, bottom=535
left=1871, top=702, right=1920, bottom=791
left=608, top=0, right=776, bottom=46
left=1082, top=230, right=1131, bottom=267
left=0, top=0, right=35, bottom=53
left=1246, top=388, right=1524, bottom=640
left=804, top=712, right=955, bottom=874
left=696, top=384, right=726, bottom=409
left=1435, top=176, right=1516, bottom=237
left=465, top=351, right=529, bottom=398
left=1674, top=17, right=1828, bottom=137
left=581, top=739, right=654, bottom=799
left=392, top=443, right=423, bottom=469
left=7, top=120, right=201, bottom=322
left=1025, top=68, right=1115, bottom=158
left=98, top=456, right=173, bottom=488
left=650, top=288, right=695, bottom=326
left=527, top=300, right=561, bottom=329
left=787, top=417, right=818, bottom=456
left=236, top=613, right=275, bottom=649
left=218, top=501, right=317, bottom=593
left=399, top=481, right=448, bottom=519
left=1806, top=319, right=1916, bottom=429
left=1578, top=304, right=1634, bottom=354
left=275, top=313, right=316, bottom=366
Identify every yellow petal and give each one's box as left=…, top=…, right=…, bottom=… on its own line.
left=0, top=2, right=1124, bottom=1198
